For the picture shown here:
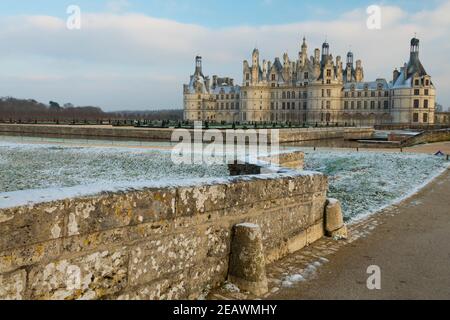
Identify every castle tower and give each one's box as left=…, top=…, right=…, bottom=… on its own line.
left=251, top=48, right=260, bottom=85
left=321, top=41, right=330, bottom=65
left=300, top=37, right=308, bottom=66
left=195, top=56, right=203, bottom=76
left=346, top=51, right=354, bottom=82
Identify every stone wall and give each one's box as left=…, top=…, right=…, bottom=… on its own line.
left=401, top=129, right=450, bottom=147
left=0, top=124, right=373, bottom=143
left=0, top=172, right=328, bottom=300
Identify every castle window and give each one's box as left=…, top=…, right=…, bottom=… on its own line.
left=413, top=113, right=419, bottom=122
left=326, top=80, right=331, bottom=84
left=236, top=94, right=240, bottom=99
left=364, top=101, right=368, bottom=109
left=345, top=92, right=349, bottom=98
left=384, top=101, right=389, bottom=109
left=327, top=89, right=331, bottom=97
left=292, top=91, right=296, bottom=99
left=414, top=99, right=420, bottom=108
left=231, top=103, right=234, bottom=109
left=326, top=101, right=331, bottom=109
left=358, top=92, right=362, bottom=97
left=415, top=79, right=420, bottom=86
left=303, top=102, right=307, bottom=110
left=378, top=101, right=381, bottom=109
left=271, top=102, right=274, bottom=110
left=425, top=79, right=430, bottom=86
left=236, top=103, right=239, bottom=109
left=365, top=92, right=368, bottom=97
left=272, top=74, right=276, bottom=81
left=414, top=89, right=420, bottom=96
left=351, top=101, right=355, bottom=109
left=425, top=89, right=429, bottom=96
left=351, top=92, right=355, bottom=98
left=282, top=92, right=286, bottom=99
left=287, top=92, right=291, bottom=99
left=304, top=72, right=309, bottom=79
left=423, top=113, right=428, bottom=123
left=371, top=92, right=375, bottom=97
left=282, top=102, right=285, bottom=110
left=344, top=101, right=348, bottom=109
left=357, top=101, right=361, bottom=109
left=246, top=73, right=250, bottom=80
left=326, top=69, right=331, bottom=77
left=424, top=100, right=429, bottom=108
left=370, top=101, right=375, bottom=109
left=303, top=92, right=308, bottom=99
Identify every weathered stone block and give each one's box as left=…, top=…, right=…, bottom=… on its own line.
left=0, top=269, right=27, bottom=300
left=0, top=204, right=65, bottom=251
left=325, top=198, right=345, bottom=233
left=0, top=239, right=61, bottom=274
left=176, top=184, right=227, bottom=216
left=129, top=231, right=204, bottom=286
left=306, top=221, right=324, bottom=245
left=228, top=223, right=268, bottom=296
left=28, top=248, right=128, bottom=300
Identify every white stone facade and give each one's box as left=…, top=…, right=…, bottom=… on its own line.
left=184, top=38, right=436, bottom=126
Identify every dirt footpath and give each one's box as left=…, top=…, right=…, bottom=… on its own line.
left=270, top=168, right=450, bottom=300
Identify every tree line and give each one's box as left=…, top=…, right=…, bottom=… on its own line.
left=0, top=97, right=183, bottom=123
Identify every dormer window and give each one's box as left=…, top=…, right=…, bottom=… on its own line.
left=415, top=79, right=420, bottom=86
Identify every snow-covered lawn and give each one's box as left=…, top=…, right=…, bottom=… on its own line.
left=0, top=141, right=229, bottom=194
left=303, top=150, right=449, bottom=221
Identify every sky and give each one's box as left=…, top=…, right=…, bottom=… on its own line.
left=0, top=0, right=449, bottom=111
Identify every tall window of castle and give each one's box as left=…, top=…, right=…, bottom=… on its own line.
left=282, top=92, right=286, bottom=99
left=413, top=113, right=419, bottom=122
left=414, top=99, right=420, bottom=108
left=304, top=72, right=309, bottom=79
left=322, top=89, right=325, bottom=97
left=271, top=74, right=276, bottom=81
left=384, top=101, right=389, bottom=109
left=287, top=92, right=291, bottom=99
left=327, top=89, right=331, bottom=97
left=345, top=92, right=349, bottom=98
left=246, top=73, right=250, bottom=80
left=292, top=91, right=296, bottom=99
left=425, top=89, right=429, bottom=96
left=371, top=92, right=375, bottom=97
left=365, top=91, right=368, bottom=97
left=326, top=69, right=331, bottom=77
left=364, top=101, right=368, bottom=109
left=357, top=101, right=361, bottom=109
left=414, top=89, right=420, bottom=95
left=326, top=101, right=331, bottom=109
left=423, top=113, right=428, bottom=123
left=415, top=79, right=420, bottom=86
left=424, top=100, right=429, bottom=108
left=425, top=79, right=430, bottom=86
left=371, top=101, right=375, bottom=109
left=358, top=92, right=361, bottom=97
left=351, top=101, right=355, bottom=109
left=303, top=102, right=307, bottom=110
left=344, top=101, right=348, bottom=110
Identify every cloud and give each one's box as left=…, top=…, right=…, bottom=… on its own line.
left=0, top=1, right=449, bottom=110
left=106, top=0, right=131, bottom=13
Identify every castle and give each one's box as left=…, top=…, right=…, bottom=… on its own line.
left=183, top=37, right=436, bottom=126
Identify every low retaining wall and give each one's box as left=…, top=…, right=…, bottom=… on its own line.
left=0, top=172, right=328, bottom=300
left=0, top=124, right=374, bottom=143
left=277, top=127, right=374, bottom=143
left=401, top=129, right=450, bottom=147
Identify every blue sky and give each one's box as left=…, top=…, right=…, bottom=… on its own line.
left=0, top=0, right=442, bottom=27
left=0, top=0, right=448, bottom=110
